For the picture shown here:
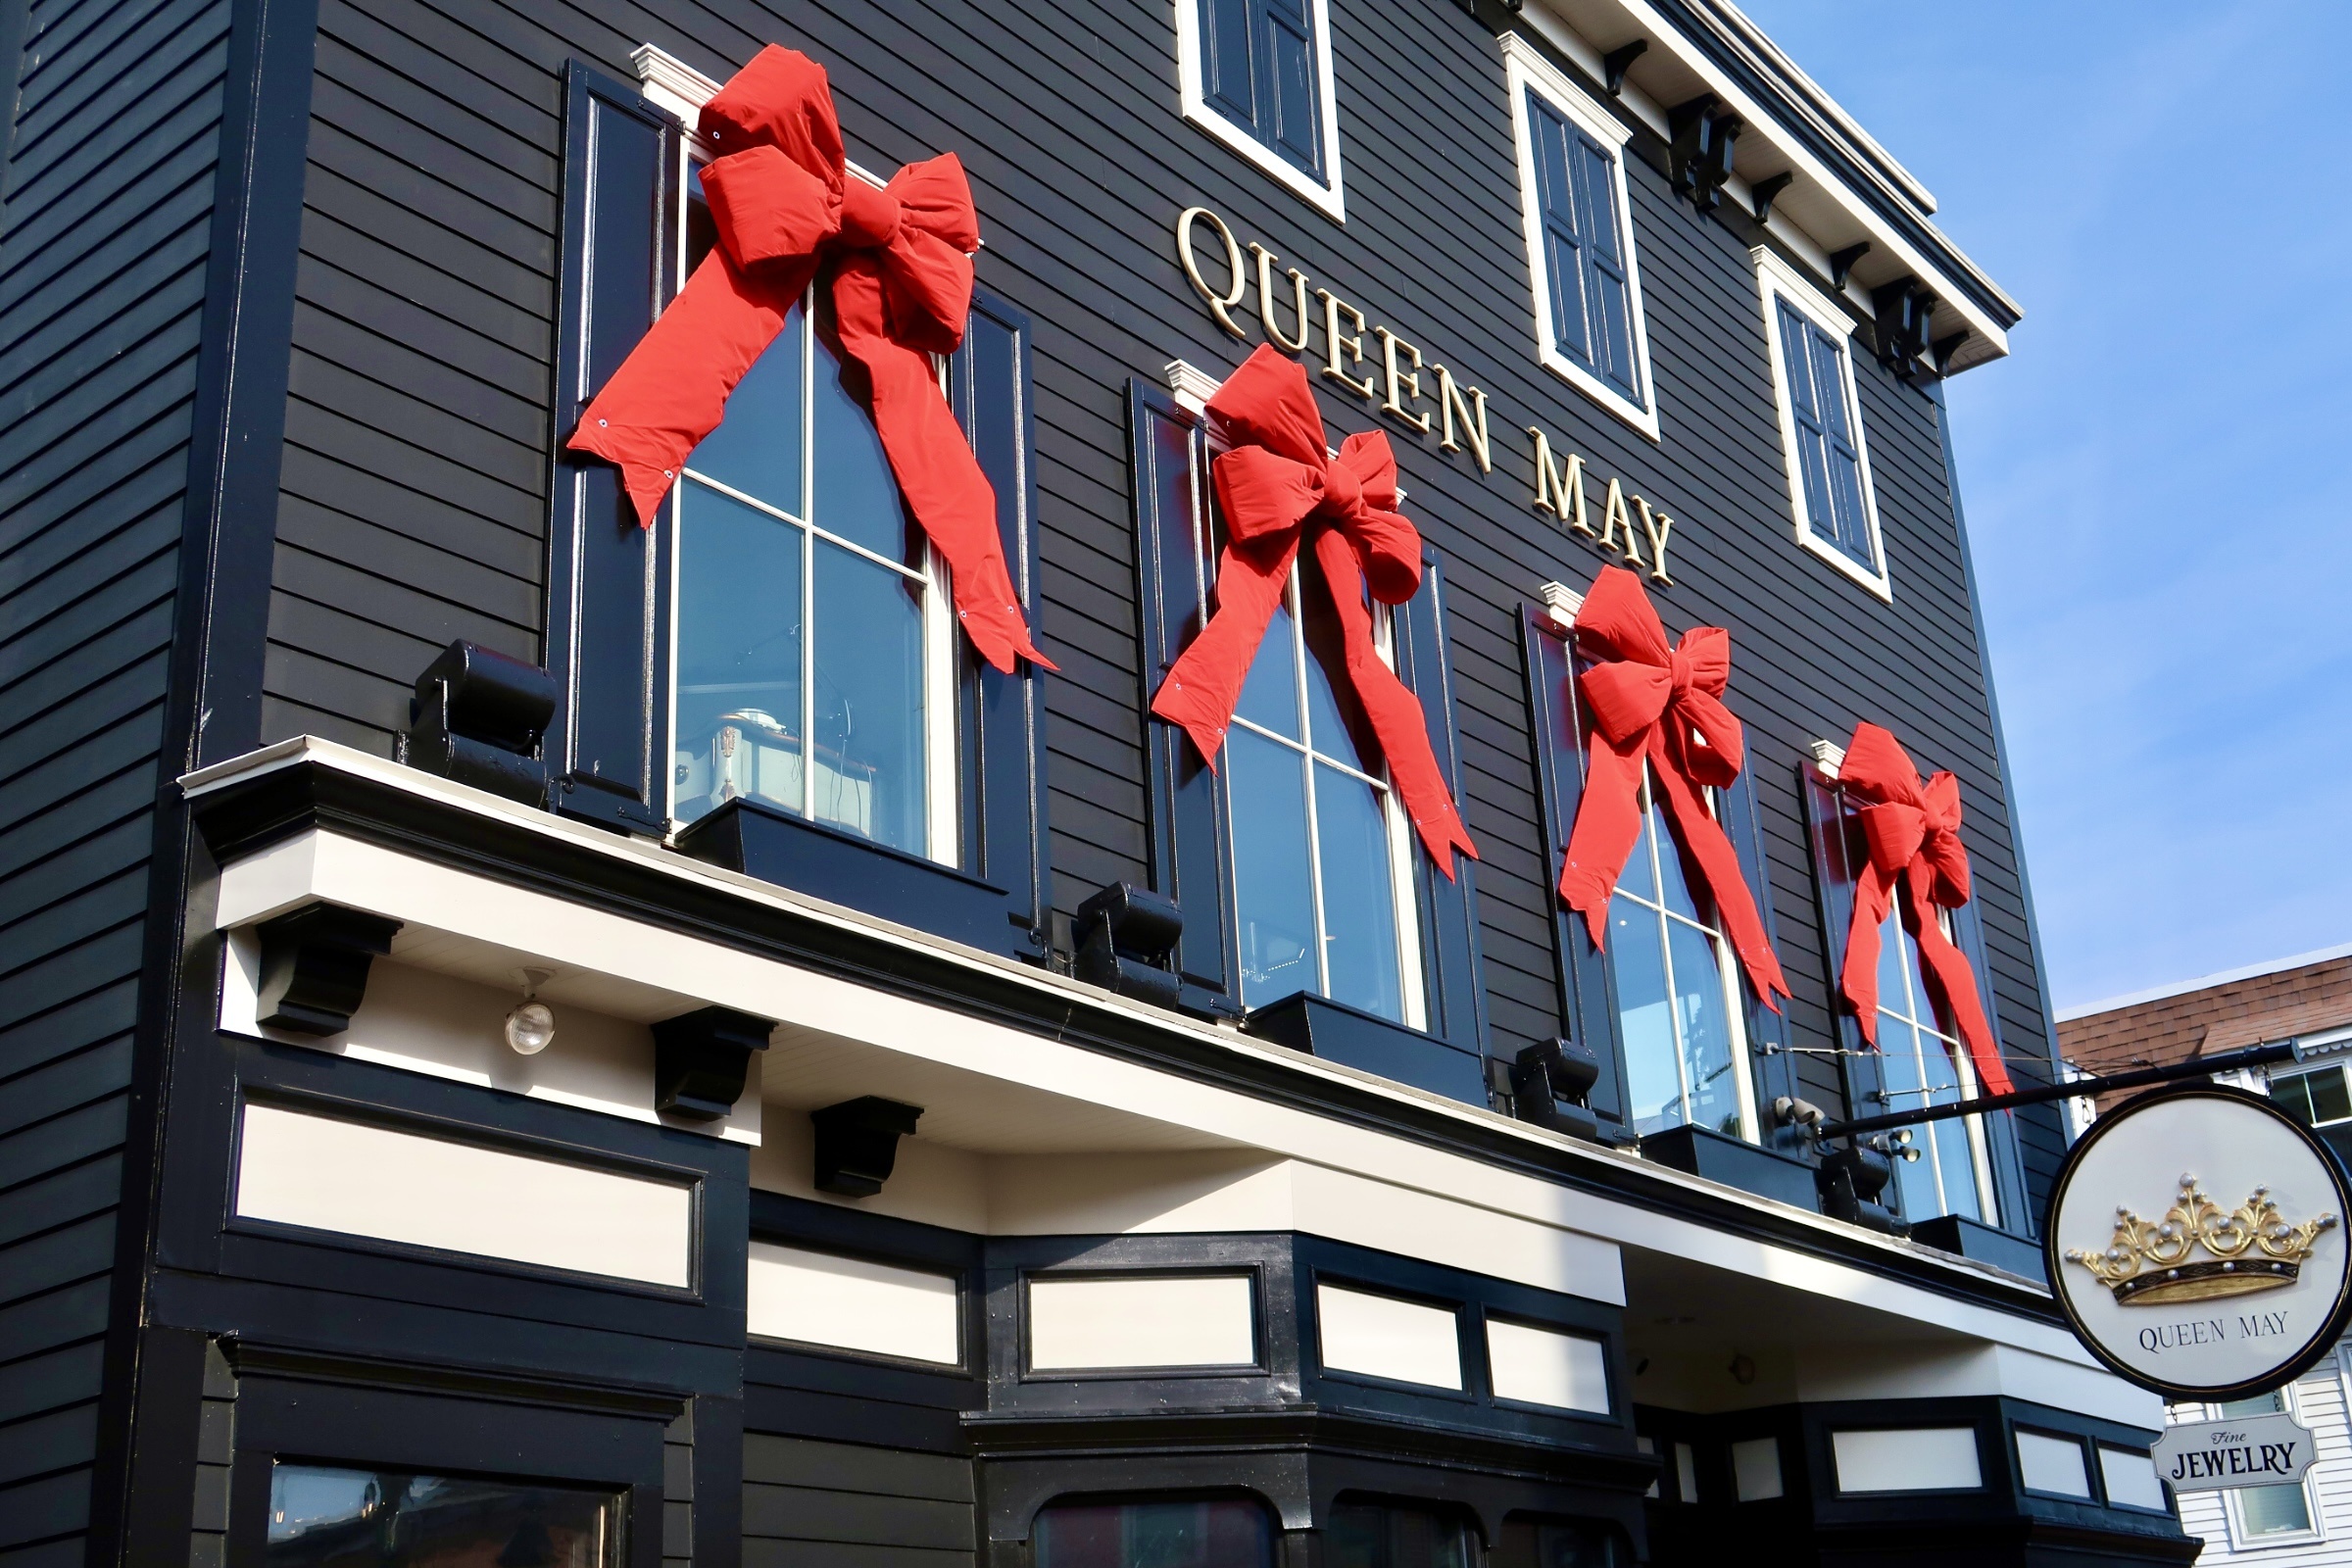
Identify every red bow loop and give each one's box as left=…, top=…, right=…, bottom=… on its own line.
left=565, top=45, right=1051, bottom=675
left=1151, top=345, right=1477, bottom=876
left=1833, top=722, right=2009, bottom=1094
left=1556, top=566, right=1789, bottom=1012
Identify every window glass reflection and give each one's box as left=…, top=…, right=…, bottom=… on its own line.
left=1665, top=918, right=1740, bottom=1137
left=1032, top=1495, right=1274, bottom=1568
left=1870, top=898, right=1992, bottom=1226
left=1314, top=763, right=1402, bottom=1021
left=811, top=317, right=916, bottom=564
left=267, top=1463, right=615, bottom=1568
left=811, top=541, right=925, bottom=853
left=1325, top=1499, right=1476, bottom=1568
left=1494, top=1514, right=1629, bottom=1568
left=675, top=488, right=804, bottom=823
left=1231, top=727, right=1317, bottom=1007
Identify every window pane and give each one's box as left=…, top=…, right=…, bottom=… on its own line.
left=810, top=540, right=925, bottom=854
left=1034, top=1496, right=1274, bottom=1568
left=2273, top=1070, right=2320, bottom=1125
left=1494, top=1515, right=1626, bottom=1568
left=811, top=326, right=915, bottom=564
left=1666, top=918, right=1741, bottom=1138
left=685, top=307, right=805, bottom=512
left=2219, top=1392, right=2285, bottom=1417
left=675, top=486, right=804, bottom=824
left=1230, top=726, right=1317, bottom=1007
left=1326, top=1500, right=1476, bottom=1568
left=1314, top=763, right=1402, bottom=1022
left=1879, top=1020, right=1940, bottom=1220
left=268, top=1464, right=615, bottom=1566
left=1929, top=1100, right=1982, bottom=1221
left=1610, top=898, right=1682, bottom=1137
left=1200, top=0, right=1260, bottom=128
left=2238, top=1482, right=2314, bottom=1537
left=1263, top=0, right=1322, bottom=173
left=1298, top=566, right=1378, bottom=773
left=1614, top=788, right=1658, bottom=903
left=1877, top=908, right=1915, bottom=1025
left=1649, top=798, right=1701, bottom=922
left=2308, top=1064, right=2352, bottom=1124
left=1235, top=591, right=1302, bottom=741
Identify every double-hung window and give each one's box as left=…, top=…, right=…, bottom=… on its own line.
left=2267, top=1039, right=2352, bottom=1129
left=1756, top=249, right=1888, bottom=598
left=1175, top=0, right=1346, bottom=220
left=1503, top=35, right=1657, bottom=441
left=2208, top=1389, right=2323, bottom=1546
left=542, top=53, right=1052, bottom=960
left=1870, top=903, right=1998, bottom=1225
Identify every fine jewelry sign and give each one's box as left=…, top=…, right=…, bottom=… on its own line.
left=2046, top=1084, right=2352, bottom=1401
left=2151, top=1411, right=2317, bottom=1493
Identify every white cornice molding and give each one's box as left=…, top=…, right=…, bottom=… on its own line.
left=631, top=44, right=886, bottom=189
left=1539, top=581, right=1585, bottom=626
left=1808, top=738, right=1846, bottom=780
left=1164, top=359, right=1222, bottom=415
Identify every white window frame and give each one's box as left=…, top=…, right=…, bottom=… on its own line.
left=1173, top=0, right=1347, bottom=222
left=2209, top=1381, right=2327, bottom=1550
left=647, top=51, right=959, bottom=864
left=1754, top=246, right=1891, bottom=602
left=1501, top=32, right=1659, bottom=443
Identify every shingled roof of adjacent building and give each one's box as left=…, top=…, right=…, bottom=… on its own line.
left=2056, top=944, right=2352, bottom=1107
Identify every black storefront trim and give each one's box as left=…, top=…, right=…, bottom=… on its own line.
left=182, top=754, right=2065, bottom=1324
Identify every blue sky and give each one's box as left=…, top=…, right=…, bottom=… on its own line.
left=1736, top=1, right=2352, bottom=1013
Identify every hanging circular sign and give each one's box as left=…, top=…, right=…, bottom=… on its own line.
left=2045, top=1084, right=2352, bottom=1402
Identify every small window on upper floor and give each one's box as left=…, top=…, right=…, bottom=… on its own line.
left=1176, top=0, right=1346, bottom=220
left=1755, top=248, right=1889, bottom=600
left=1502, top=35, right=1657, bottom=441
left=2271, top=1059, right=2352, bottom=1129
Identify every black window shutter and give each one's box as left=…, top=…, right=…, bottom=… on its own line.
left=1948, top=893, right=2034, bottom=1232
left=1519, top=607, right=1626, bottom=1127
left=1125, top=380, right=1235, bottom=1001
left=544, top=63, right=679, bottom=834
left=1391, top=548, right=1489, bottom=1065
left=948, top=288, right=1052, bottom=950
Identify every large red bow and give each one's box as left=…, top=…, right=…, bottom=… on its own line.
left=1835, top=722, right=2011, bottom=1094
left=566, top=45, right=1050, bottom=674
left=1558, top=566, right=1788, bottom=1010
left=1151, top=345, right=1477, bottom=871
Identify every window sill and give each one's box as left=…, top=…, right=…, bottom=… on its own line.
left=1796, top=525, right=1894, bottom=602
left=1907, top=1212, right=2045, bottom=1285
left=1243, top=991, right=1487, bottom=1108
left=1638, top=1123, right=1817, bottom=1212
left=675, top=796, right=1040, bottom=962
left=1180, top=102, right=1346, bottom=221
left=1536, top=345, right=1662, bottom=443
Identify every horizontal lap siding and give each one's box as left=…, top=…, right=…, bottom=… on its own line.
left=0, top=0, right=230, bottom=1554
left=743, top=1432, right=975, bottom=1567
left=268, top=0, right=2052, bottom=1151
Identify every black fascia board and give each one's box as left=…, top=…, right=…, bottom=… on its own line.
left=182, top=754, right=2063, bottom=1326
left=1651, top=0, right=2021, bottom=331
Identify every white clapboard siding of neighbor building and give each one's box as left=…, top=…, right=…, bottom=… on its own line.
left=2170, top=1344, right=2352, bottom=1562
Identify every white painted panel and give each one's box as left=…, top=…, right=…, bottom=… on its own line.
left=1832, top=1427, right=1984, bottom=1494
left=1733, top=1436, right=1785, bottom=1501
left=1317, top=1284, right=1461, bottom=1390
left=1673, top=1442, right=1698, bottom=1503
left=1028, top=1275, right=1255, bottom=1369
left=234, top=1101, right=692, bottom=1287
left=2017, top=1430, right=2092, bottom=1498
left=2100, top=1446, right=2167, bottom=1511
left=1487, top=1318, right=1609, bottom=1412
left=747, top=1243, right=958, bottom=1364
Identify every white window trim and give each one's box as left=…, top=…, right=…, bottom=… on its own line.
left=2208, top=1381, right=2327, bottom=1550
left=1754, top=245, right=1891, bottom=603
left=1500, top=32, right=1660, bottom=444
left=1173, top=0, right=1347, bottom=222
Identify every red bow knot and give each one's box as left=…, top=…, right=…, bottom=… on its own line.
left=1150, top=345, right=1477, bottom=873
left=1836, top=722, right=2010, bottom=1093
left=566, top=44, right=1050, bottom=675
left=1558, top=566, right=1789, bottom=1010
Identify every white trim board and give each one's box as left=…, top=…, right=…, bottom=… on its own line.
left=1753, top=245, right=1891, bottom=603
left=1171, top=0, right=1347, bottom=222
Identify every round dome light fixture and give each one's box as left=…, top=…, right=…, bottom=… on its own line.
left=505, top=967, right=556, bottom=1055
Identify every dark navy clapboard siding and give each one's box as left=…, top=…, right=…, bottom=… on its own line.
left=248, top=0, right=2056, bottom=1201
left=0, top=0, right=232, bottom=1554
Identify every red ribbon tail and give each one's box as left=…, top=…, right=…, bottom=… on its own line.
left=1147, top=536, right=1296, bottom=767
left=1647, top=748, right=1788, bottom=1012
left=1558, top=727, right=1647, bottom=952
left=1907, top=881, right=2012, bottom=1095
left=1839, top=862, right=1896, bottom=1042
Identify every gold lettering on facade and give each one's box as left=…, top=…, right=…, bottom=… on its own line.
left=1435, top=365, right=1492, bottom=472
left=1637, top=496, right=1675, bottom=584
left=1317, top=289, right=1377, bottom=397
left=1177, top=206, right=1247, bottom=338
left=1595, top=476, right=1645, bottom=566
left=1374, top=327, right=1433, bottom=433
left=1249, top=243, right=1312, bottom=353
left=1529, top=428, right=1592, bottom=537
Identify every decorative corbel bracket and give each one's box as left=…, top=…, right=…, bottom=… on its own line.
left=1667, top=96, right=1740, bottom=214
left=255, top=903, right=402, bottom=1036
left=1872, top=277, right=1937, bottom=379
left=1749, top=171, right=1793, bottom=224
left=1828, top=241, right=1871, bottom=290
left=810, top=1097, right=924, bottom=1198
left=1600, top=38, right=1647, bottom=96
left=651, top=1005, right=775, bottom=1121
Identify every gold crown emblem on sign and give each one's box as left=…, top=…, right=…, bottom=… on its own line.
left=2065, top=1174, right=2339, bottom=1306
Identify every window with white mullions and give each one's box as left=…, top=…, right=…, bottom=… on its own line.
left=1226, top=560, right=1425, bottom=1026
left=1607, top=770, right=1755, bottom=1141
left=1873, top=904, right=1999, bottom=1226
left=669, top=167, right=958, bottom=861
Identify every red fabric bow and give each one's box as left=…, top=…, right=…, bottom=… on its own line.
left=1835, top=722, right=2011, bottom=1094
left=565, top=44, right=1050, bottom=674
left=1558, top=566, right=1789, bottom=1010
left=1150, top=345, right=1478, bottom=872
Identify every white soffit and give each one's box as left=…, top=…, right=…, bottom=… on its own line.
left=1831, top=1427, right=1984, bottom=1494
left=1028, top=1274, right=1257, bottom=1370
left=1487, top=1318, right=1611, bottom=1412
left=1318, top=1284, right=1463, bottom=1390
left=747, top=1242, right=959, bottom=1364
left=233, top=1101, right=693, bottom=1287
left=1519, top=0, right=2016, bottom=365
